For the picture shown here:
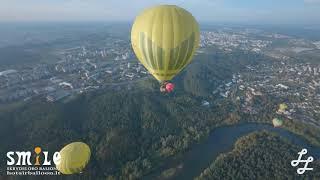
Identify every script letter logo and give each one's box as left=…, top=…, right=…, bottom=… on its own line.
left=291, top=148, right=314, bottom=174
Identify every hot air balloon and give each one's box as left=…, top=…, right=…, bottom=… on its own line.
left=165, top=83, right=175, bottom=93
left=272, top=118, right=283, bottom=127
left=131, top=5, right=200, bottom=93
left=56, top=142, right=91, bottom=175
left=277, top=103, right=288, bottom=114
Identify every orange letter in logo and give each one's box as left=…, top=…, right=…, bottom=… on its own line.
left=34, top=147, right=42, bottom=166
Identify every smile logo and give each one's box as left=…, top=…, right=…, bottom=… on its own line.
left=6, top=146, right=61, bottom=176
left=6, top=146, right=60, bottom=166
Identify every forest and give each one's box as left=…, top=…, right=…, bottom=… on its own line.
left=196, top=131, right=320, bottom=180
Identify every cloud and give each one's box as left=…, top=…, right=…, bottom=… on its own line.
left=0, top=0, right=224, bottom=21
left=0, top=0, right=319, bottom=24
left=305, top=0, right=320, bottom=4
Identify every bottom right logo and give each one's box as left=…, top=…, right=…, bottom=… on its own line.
left=291, top=148, right=314, bottom=175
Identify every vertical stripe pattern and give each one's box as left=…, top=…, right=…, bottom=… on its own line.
left=131, top=5, right=200, bottom=82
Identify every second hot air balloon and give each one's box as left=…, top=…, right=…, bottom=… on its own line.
left=131, top=5, right=200, bottom=93
left=56, top=142, right=91, bottom=175
left=272, top=118, right=283, bottom=127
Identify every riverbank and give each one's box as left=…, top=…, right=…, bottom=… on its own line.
left=145, top=123, right=320, bottom=180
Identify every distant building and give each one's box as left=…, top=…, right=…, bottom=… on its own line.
left=201, top=100, right=210, bottom=107
left=59, top=82, right=73, bottom=89
left=276, top=84, right=289, bottom=90
left=225, top=82, right=233, bottom=87
left=0, top=69, right=17, bottom=76
left=125, top=73, right=135, bottom=79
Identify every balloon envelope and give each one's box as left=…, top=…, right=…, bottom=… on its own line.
left=131, top=5, right=200, bottom=82
left=278, top=103, right=288, bottom=112
left=56, top=142, right=91, bottom=175
left=166, top=83, right=175, bottom=92
left=272, top=118, right=283, bottom=127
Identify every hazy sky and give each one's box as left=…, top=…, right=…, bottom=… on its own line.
left=1, top=0, right=320, bottom=24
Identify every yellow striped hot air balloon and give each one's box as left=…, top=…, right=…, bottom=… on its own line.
left=279, top=103, right=288, bottom=112
left=131, top=5, right=200, bottom=92
left=56, top=142, right=91, bottom=175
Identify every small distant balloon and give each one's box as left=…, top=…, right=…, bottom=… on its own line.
left=272, top=118, right=283, bottom=127
left=278, top=103, right=288, bottom=112
left=165, top=83, right=175, bottom=93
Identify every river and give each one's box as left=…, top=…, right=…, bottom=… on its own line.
left=145, top=123, right=320, bottom=180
